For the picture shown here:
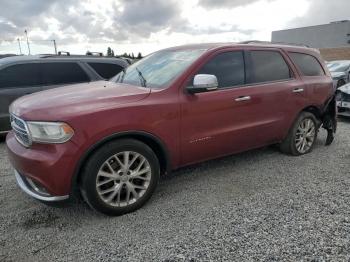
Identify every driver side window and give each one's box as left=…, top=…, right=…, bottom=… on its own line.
left=197, top=51, right=245, bottom=89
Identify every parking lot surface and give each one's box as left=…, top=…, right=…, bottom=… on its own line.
left=0, top=120, right=350, bottom=261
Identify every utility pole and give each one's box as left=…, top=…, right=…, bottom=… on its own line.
left=52, top=40, right=57, bottom=54
left=17, top=38, right=22, bottom=55
left=24, top=29, right=31, bottom=55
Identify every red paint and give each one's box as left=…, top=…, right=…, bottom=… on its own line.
left=6, top=43, right=334, bottom=196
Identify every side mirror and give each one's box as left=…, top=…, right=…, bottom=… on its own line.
left=186, top=74, right=218, bottom=94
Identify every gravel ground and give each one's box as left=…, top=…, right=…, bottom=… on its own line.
left=0, top=119, right=350, bottom=262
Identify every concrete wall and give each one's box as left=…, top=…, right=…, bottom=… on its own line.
left=272, top=21, right=350, bottom=49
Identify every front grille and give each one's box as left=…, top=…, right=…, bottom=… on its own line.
left=10, top=114, right=31, bottom=147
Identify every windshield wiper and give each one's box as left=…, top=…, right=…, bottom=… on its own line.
left=119, top=68, right=126, bottom=83
left=135, top=67, right=147, bottom=87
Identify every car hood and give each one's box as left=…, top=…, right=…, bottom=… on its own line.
left=330, top=71, right=346, bottom=79
left=11, top=81, right=150, bottom=120
left=338, top=83, right=350, bottom=94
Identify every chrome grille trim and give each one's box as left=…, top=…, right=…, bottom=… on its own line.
left=10, top=114, right=32, bottom=147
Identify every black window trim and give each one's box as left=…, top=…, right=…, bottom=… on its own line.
left=186, top=48, right=298, bottom=93
left=288, top=51, right=326, bottom=77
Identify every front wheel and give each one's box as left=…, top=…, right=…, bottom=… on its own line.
left=280, top=112, right=318, bottom=156
left=80, top=139, right=160, bottom=216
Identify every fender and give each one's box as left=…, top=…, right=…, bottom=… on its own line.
left=70, top=130, right=172, bottom=197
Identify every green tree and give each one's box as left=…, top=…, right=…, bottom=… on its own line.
left=107, top=47, right=113, bottom=56
left=137, top=52, right=142, bottom=59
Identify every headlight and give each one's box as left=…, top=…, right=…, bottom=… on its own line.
left=26, top=121, right=74, bottom=144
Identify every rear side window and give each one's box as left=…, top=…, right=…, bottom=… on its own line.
left=41, top=62, right=89, bottom=85
left=0, top=64, right=41, bottom=88
left=247, top=51, right=291, bottom=84
left=88, top=63, right=124, bottom=79
left=289, top=52, right=324, bottom=76
left=198, top=51, right=245, bottom=88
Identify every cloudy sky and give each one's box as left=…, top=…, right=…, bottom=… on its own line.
left=0, top=0, right=349, bottom=55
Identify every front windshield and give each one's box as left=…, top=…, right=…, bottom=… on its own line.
left=111, top=49, right=206, bottom=88
left=327, top=62, right=350, bottom=72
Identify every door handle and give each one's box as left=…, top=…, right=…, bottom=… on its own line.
left=293, top=88, right=304, bottom=93
left=235, top=96, right=251, bottom=102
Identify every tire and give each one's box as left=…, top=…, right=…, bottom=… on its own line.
left=280, top=112, right=318, bottom=156
left=337, top=79, right=346, bottom=88
left=80, top=139, right=160, bottom=216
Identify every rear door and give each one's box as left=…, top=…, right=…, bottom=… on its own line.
left=0, top=63, right=42, bottom=132
left=288, top=52, right=333, bottom=107
left=180, top=48, right=304, bottom=165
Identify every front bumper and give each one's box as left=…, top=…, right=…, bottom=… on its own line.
left=6, top=132, right=80, bottom=199
left=15, top=170, right=69, bottom=201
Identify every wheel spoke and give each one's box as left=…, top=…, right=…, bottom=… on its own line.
left=128, top=153, right=139, bottom=169
left=125, top=186, right=131, bottom=204
left=97, top=178, right=114, bottom=187
left=127, top=182, right=139, bottom=200
left=98, top=186, right=117, bottom=195
left=136, top=158, right=146, bottom=172
left=296, top=139, right=303, bottom=147
left=105, top=162, right=115, bottom=173
left=98, top=170, right=118, bottom=179
left=124, top=151, right=130, bottom=169
left=114, top=155, right=125, bottom=169
left=106, top=184, right=122, bottom=203
left=133, top=184, right=147, bottom=190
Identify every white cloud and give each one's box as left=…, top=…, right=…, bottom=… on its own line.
left=0, top=0, right=347, bottom=55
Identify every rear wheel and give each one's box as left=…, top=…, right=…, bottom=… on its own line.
left=280, top=112, right=318, bottom=156
left=80, top=139, right=160, bottom=216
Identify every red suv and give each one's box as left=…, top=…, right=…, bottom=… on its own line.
left=6, top=43, right=336, bottom=216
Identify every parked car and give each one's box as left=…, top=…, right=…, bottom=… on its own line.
left=0, top=55, right=128, bottom=133
left=0, top=54, right=17, bottom=59
left=326, top=60, right=350, bottom=88
left=6, top=43, right=336, bottom=216
left=336, top=82, right=350, bottom=117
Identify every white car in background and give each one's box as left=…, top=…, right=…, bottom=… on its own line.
left=327, top=60, right=350, bottom=88
left=336, top=82, right=350, bottom=117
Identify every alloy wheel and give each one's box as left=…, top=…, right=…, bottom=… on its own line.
left=295, top=118, right=316, bottom=154
left=96, top=151, right=151, bottom=207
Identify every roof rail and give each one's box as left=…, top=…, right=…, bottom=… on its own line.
left=58, top=51, right=71, bottom=56
left=86, top=52, right=103, bottom=56
left=239, top=40, right=310, bottom=48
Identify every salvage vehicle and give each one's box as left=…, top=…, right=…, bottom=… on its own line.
left=336, top=82, right=350, bottom=117
left=6, top=42, right=337, bottom=216
left=0, top=55, right=128, bottom=133
left=327, top=60, right=350, bottom=88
